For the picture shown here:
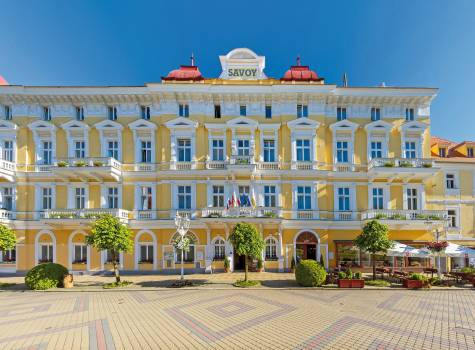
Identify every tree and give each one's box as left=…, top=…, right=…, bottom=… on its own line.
left=0, top=224, right=16, bottom=253
left=354, top=220, right=393, bottom=280
left=86, top=215, right=133, bottom=283
left=228, top=222, right=264, bottom=282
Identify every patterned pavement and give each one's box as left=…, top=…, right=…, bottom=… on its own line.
left=0, top=289, right=473, bottom=349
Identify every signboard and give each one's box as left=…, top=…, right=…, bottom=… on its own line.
left=219, top=48, right=267, bottom=80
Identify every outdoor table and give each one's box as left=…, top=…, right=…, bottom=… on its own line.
left=423, top=268, right=437, bottom=278
left=376, top=267, right=390, bottom=279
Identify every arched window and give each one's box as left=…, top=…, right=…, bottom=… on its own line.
left=213, top=238, right=225, bottom=260
left=265, top=237, right=278, bottom=260
left=172, top=232, right=197, bottom=263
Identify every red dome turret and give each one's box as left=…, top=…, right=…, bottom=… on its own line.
left=162, top=53, right=204, bottom=82
left=281, top=57, right=323, bottom=82
left=0, top=75, right=9, bottom=85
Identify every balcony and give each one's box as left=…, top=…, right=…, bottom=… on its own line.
left=201, top=207, right=281, bottom=219
left=52, top=157, right=122, bottom=181
left=0, top=209, right=15, bottom=222
left=0, top=159, right=16, bottom=181
left=226, top=155, right=256, bottom=173
left=257, top=161, right=281, bottom=171
left=39, top=208, right=130, bottom=224
left=291, top=161, right=318, bottom=170
left=289, top=210, right=358, bottom=220
left=333, top=163, right=356, bottom=172
left=368, top=157, right=436, bottom=180
left=361, top=209, right=447, bottom=222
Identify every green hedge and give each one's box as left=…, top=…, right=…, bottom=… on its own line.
left=25, top=263, right=69, bottom=290
left=295, top=260, right=327, bottom=287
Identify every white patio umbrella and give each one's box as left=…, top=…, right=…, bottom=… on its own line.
left=420, top=242, right=475, bottom=257
left=386, top=242, right=429, bottom=257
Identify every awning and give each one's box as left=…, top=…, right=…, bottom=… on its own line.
left=386, top=242, right=430, bottom=258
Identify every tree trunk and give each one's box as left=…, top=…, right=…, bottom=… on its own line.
left=372, top=253, right=376, bottom=280
left=244, top=255, right=248, bottom=282
left=112, top=251, right=120, bottom=284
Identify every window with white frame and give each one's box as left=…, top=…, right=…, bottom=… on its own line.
left=212, top=185, right=224, bottom=207
left=40, top=244, right=53, bottom=262
left=337, top=107, right=347, bottom=121
left=297, top=186, right=311, bottom=210
left=265, top=105, right=272, bottom=119
left=74, top=141, right=86, bottom=158
left=337, top=187, right=351, bottom=211
left=239, top=105, right=247, bottom=116
left=213, top=238, right=225, bottom=260
left=41, top=141, right=53, bottom=164
left=139, top=186, right=153, bottom=210
left=405, top=108, right=415, bottom=121
left=370, top=141, right=383, bottom=159
left=447, top=209, right=458, bottom=228
left=108, top=106, right=117, bottom=121
left=43, top=106, right=51, bottom=121
left=297, top=104, right=308, bottom=118
left=107, top=140, right=119, bottom=160
left=446, top=174, right=456, bottom=189
left=1, top=249, right=15, bottom=263
left=177, top=185, right=192, bottom=209
left=371, top=107, right=381, bottom=121
left=178, top=139, right=192, bottom=161
left=179, top=104, right=189, bottom=117
left=404, top=141, right=417, bottom=159
left=107, top=187, right=119, bottom=209
left=406, top=188, right=418, bottom=210
left=3, top=105, right=12, bottom=120
left=439, top=147, right=447, bottom=157
left=140, top=141, right=152, bottom=163
left=265, top=237, right=278, bottom=260
left=73, top=245, right=87, bottom=263
left=238, top=186, right=251, bottom=206
left=139, top=244, right=153, bottom=263
left=75, top=106, right=84, bottom=121
left=211, top=139, right=224, bottom=161
left=263, top=139, right=275, bottom=162
left=296, top=139, right=310, bottom=161
left=141, top=106, right=151, bottom=120
left=237, top=139, right=250, bottom=156
left=42, top=187, right=53, bottom=210
left=264, top=185, right=277, bottom=207
left=74, top=187, right=86, bottom=209
left=2, top=140, right=13, bottom=162
left=372, top=188, right=384, bottom=210
left=1, top=187, right=13, bottom=210
left=174, top=233, right=195, bottom=263
left=336, top=141, right=349, bottom=163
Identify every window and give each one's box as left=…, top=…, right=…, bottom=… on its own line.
left=40, top=244, right=53, bottom=263
left=105, top=250, right=119, bottom=263
left=297, top=104, right=308, bottom=118
left=372, top=188, right=384, bottom=210
left=1, top=249, right=15, bottom=263
left=40, top=141, right=53, bottom=164
left=141, top=141, right=152, bottom=163
left=336, top=141, right=349, bottom=163
left=406, top=188, right=418, bottom=210
left=43, top=106, right=51, bottom=121
left=370, top=141, right=382, bottom=159
left=337, top=107, right=347, bottom=121
left=211, top=139, right=224, bottom=161
left=405, top=108, right=415, bottom=121
left=1, top=187, right=13, bottom=210
left=107, top=140, right=119, bottom=160
left=297, top=186, right=311, bottom=210
left=214, top=105, right=221, bottom=119
left=42, top=187, right=53, bottom=210
left=338, top=187, right=351, bottom=211
left=404, top=141, right=417, bottom=159
left=237, top=139, right=250, bottom=156
left=265, top=237, right=278, bottom=260
left=446, top=174, right=456, bottom=189
left=3, top=105, right=12, bottom=120
left=264, top=185, right=276, bottom=207
left=108, top=106, right=117, bottom=121
left=296, top=139, right=310, bottom=161
left=371, top=107, right=381, bottom=121
left=239, top=105, right=247, bottom=116
left=179, top=104, right=189, bottom=117
left=263, top=139, right=275, bottom=162
left=439, top=147, right=447, bottom=157
left=73, top=245, right=87, bottom=263
left=447, top=209, right=457, bottom=228
left=75, top=107, right=84, bottom=121
left=141, top=106, right=151, bottom=120
left=74, top=187, right=86, bottom=209
left=468, top=148, right=474, bottom=158
left=177, top=185, right=192, bottom=209
left=140, top=244, right=153, bottom=263
left=2, top=140, right=13, bottom=162
left=177, top=139, right=191, bottom=162
left=265, top=105, right=272, bottom=119
left=107, top=187, right=119, bottom=209
left=140, top=186, right=153, bottom=210
left=74, top=141, right=86, bottom=158
left=213, top=238, right=225, bottom=260
left=212, top=185, right=224, bottom=207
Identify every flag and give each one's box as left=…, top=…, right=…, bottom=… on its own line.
left=231, top=195, right=235, bottom=207
left=237, top=197, right=241, bottom=207
left=251, top=195, right=256, bottom=208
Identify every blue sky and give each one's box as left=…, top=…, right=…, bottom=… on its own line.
left=1, top=0, right=474, bottom=141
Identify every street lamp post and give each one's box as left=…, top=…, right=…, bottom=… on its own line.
left=175, top=213, right=190, bottom=280
left=425, top=219, right=443, bottom=279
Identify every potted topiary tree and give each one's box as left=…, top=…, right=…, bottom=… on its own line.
left=403, top=273, right=427, bottom=289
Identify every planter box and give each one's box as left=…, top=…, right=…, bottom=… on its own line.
left=338, top=279, right=365, bottom=288
left=403, top=279, right=424, bottom=289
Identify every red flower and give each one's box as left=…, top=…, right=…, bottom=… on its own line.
left=426, top=241, right=448, bottom=252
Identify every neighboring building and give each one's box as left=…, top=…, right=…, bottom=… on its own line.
left=0, top=48, right=471, bottom=274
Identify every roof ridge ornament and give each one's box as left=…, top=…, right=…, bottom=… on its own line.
left=219, top=48, right=267, bottom=80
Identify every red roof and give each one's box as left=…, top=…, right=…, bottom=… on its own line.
left=162, top=65, right=204, bottom=81
left=0, top=75, right=8, bottom=85
left=281, top=65, right=322, bottom=82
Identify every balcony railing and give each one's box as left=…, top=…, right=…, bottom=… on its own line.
left=0, top=209, right=15, bottom=220
left=361, top=209, right=447, bottom=221
left=40, top=208, right=130, bottom=220
left=257, top=161, right=281, bottom=170
left=206, top=160, right=227, bottom=169
left=201, top=207, right=281, bottom=219
left=368, top=157, right=434, bottom=169
left=229, top=155, right=254, bottom=165
left=291, top=161, right=318, bottom=170
left=289, top=210, right=358, bottom=220
left=55, top=157, right=121, bottom=170
left=0, top=159, right=16, bottom=172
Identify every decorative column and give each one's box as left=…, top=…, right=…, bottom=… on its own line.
left=170, top=133, right=177, bottom=169
left=205, top=226, right=212, bottom=274
left=224, top=224, right=233, bottom=272
left=278, top=224, right=284, bottom=272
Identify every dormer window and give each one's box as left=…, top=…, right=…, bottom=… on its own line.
left=179, top=104, right=189, bottom=117
left=265, top=105, right=272, bottom=119
left=75, top=107, right=84, bottom=121
left=371, top=107, right=381, bottom=121
left=108, top=106, right=117, bottom=121
left=337, top=107, right=347, bottom=121
left=439, top=147, right=447, bottom=157
left=297, top=104, right=308, bottom=118
left=141, top=106, right=151, bottom=120
left=405, top=108, right=415, bottom=121
left=3, top=105, right=12, bottom=120
left=239, top=105, right=247, bottom=117
left=43, top=106, right=51, bottom=121
left=214, top=105, right=221, bottom=119
left=468, top=147, right=474, bottom=158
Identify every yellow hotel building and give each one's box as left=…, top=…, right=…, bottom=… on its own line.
left=0, top=48, right=473, bottom=274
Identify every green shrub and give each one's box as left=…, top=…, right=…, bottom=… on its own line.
left=461, top=267, right=475, bottom=274
left=346, top=268, right=353, bottom=279
left=408, top=273, right=426, bottom=281
left=57, top=161, right=68, bottom=167
left=257, top=257, right=263, bottom=270
left=428, top=277, right=444, bottom=286
left=234, top=280, right=260, bottom=288
left=383, top=162, right=394, bottom=167
left=365, top=279, right=391, bottom=287
left=25, top=263, right=69, bottom=290
left=354, top=271, right=362, bottom=279
left=295, top=260, right=327, bottom=287
left=338, top=271, right=347, bottom=279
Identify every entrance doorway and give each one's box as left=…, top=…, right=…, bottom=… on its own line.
left=234, top=254, right=246, bottom=270
left=295, top=231, right=318, bottom=262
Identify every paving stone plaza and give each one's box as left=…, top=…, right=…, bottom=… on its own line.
left=0, top=287, right=473, bottom=349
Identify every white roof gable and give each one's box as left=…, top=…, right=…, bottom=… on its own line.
left=287, top=118, right=320, bottom=130
left=129, top=119, right=157, bottom=130
left=164, top=117, right=198, bottom=129
left=94, top=120, right=123, bottom=130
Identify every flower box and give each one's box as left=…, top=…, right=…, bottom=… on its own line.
left=403, top=279, right=424, bottom=289
left=338, top=279, right=365, bottom=288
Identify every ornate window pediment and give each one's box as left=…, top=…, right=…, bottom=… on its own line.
left=329, top=119, right=358, bottom=132
left=129, top=119, right=157, bottom=130
left=287, top=118, right=320, bottom=130
left=226, top=116, right=258, bottom=130
left=94, top=120, right=123, bottom=131
left=400, top=120, right=428, bottom=133
left=28, top=120, right=56, bottom=132
left=164, top=117, right=198, bottom=130
left=364, top=120, right=393, bottom=132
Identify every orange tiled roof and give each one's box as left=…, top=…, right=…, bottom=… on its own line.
left=431, top=136, right=475, bottom=162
